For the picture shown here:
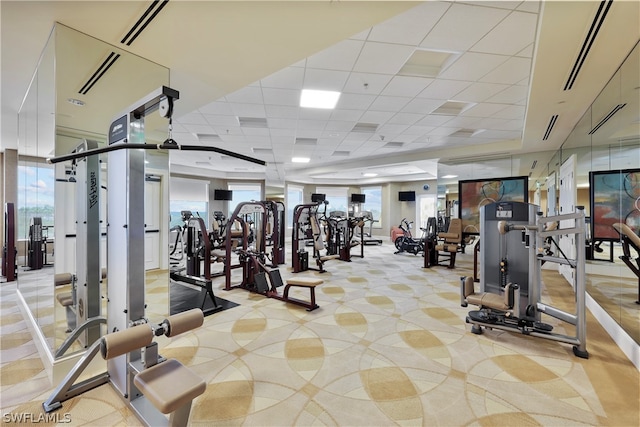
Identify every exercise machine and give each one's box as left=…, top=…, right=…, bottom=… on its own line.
left=360, top=211, right=382, bottom=245
left=393, top=218, right=424, bottom=255
left=461, top=201, right=588, bottom=358
left=44, top=86, right=267, bottom=425
left=262, top=200, right=286, bottom=266
left=291, top=203, right=339, bottom=273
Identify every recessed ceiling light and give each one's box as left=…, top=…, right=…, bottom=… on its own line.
left=442, top=174, right=458, bottom=179
left=362, top=172, right=378, bottom=177
left=300, top=89, right=341, bottom=109
left=292, top=157, right=310, bottom=163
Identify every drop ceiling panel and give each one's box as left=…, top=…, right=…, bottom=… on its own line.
left=303, top=68, right=350, bottom=91
left=336, top=93, right=376, bottom=110
left=178, top=112, right=209, bottom=125
left=454, top=82, right=511, bottom=103
left=343, top=72, right=394, bottom=94
left=439, top=52, right=510, bottom=81
left=305, top=39, right=364, bottom=71
left=472, top=11, right=538, bottom=55
left=377, top=123, right=410, bottom=135
left=262, top=88, right=300, bottom=106
left=352, top=42, right=415, bottom=75
left=324, top=121, right=358, bottom=132
left=493, top=105, right=526, bottom=120
left=330, top=109, right=364, bottom=122
left=299, top=108, right=333, bottom=121
left=400, top=125, right=436, bottom=136
left=367, top=1, right=450, bottom=45
left=381, top=75, right=433, bottom=97
left=480, top=56, right=532, bottom=85
left=265, top=104, right=299, bottom=119
left=401, top=98, right=444, bottom=114
left=387, top=112, right=423, bottom=125
left=198, top=101, right=234, bottom=115
left=260, top=66, right=305, bottom=89
left=369, top=96, right=412, bottom=112
left=230, top=103, right=266, bottom=117
left=203, top=115, right=240, bottom=127
left=486, top=85, right=528, bottom=104
left=420, top=3, right=510, bottom=52
left=297, top=119, right=326, bottom=130
left=268, top=118, right=298, bottom=129
left=417, top=79, right=472, bottom=100
left=462, top=102, right=510, bottom=117
left=183, top=124, right=217, bottom=134
left=414, top=114, right=454, bottom=127
left=359, top=110, right=394, bottom=123
left=241, top=128, right=270, bottom=137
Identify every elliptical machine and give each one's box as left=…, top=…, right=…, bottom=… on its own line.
left=394, top=218, right=425, bottom=255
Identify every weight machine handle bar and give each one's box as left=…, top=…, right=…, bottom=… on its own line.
left=47, top=142, right=266, bottom=166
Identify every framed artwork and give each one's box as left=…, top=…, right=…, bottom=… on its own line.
left=589, top=169, right=639, bottom=240
left=458, top=176, right=528, bottom=235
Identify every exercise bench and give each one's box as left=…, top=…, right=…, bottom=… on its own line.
left=256, top=269, right=324, bottom=311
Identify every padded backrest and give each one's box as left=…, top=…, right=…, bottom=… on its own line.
left=309, top=213, right=324, bottom=252
left=463, top=276, right=475, bottom=298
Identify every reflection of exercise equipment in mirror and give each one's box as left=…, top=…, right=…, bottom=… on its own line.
left=359, top=211, right=382, bottom=245
left=612, top=223, right=640, bottom=304
left=2, top=202, right=17, bottom=281
left=461, top=201, right=588, bottom=359
left=27, top=217, right=54, bottom=270
left=45, top=87, right=266, bottom=425
left=433, top=218, right=462, bottom=268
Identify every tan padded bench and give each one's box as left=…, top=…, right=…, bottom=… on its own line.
left=56, top=293, right=74, bottom=307
left=55, top=273, right=74, bottom=287
left=284, top=278, right=323, bottom=311
left=134, top=358, right=206, bottom=414
left=466, top=292, right=511, bottom=311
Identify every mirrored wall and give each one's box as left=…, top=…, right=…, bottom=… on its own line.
left=17, top=23, right=170, bottom=360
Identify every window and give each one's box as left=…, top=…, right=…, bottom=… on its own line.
left=17, top=162, right=55, bottom=240
left=361, top=186, right=382, bottom=228
left=170, top=177, right=208, bottom=228
left=286, top=184, right=304, bottom=228
left=417, top=194, right=437, bottom=230
left=228, top=183, right=262, bottom=217
left=316, top=186, right=348, bottom=216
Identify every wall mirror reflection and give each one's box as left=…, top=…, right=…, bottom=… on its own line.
left=16, top=23, right=170, bottom=361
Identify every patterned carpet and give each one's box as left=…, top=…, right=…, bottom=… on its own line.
left=1, top=242, right=638, bottom=426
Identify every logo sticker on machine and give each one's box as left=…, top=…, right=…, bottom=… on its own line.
left=109, top=115, right=127, bottom=145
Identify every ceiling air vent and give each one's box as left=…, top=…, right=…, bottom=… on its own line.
left=564, top=0, right=613, bottom=90
left=543, top=115, right=558, bottom=140
left=332, top=151, right=350, bottom=156
left=196, top=133, right=221, bottom=142
left=295, top=137, right=317, bottom=146
left=399, top=49, right=458, bottom=78
left=432, top=101, right=473, bottom=116
left=78, top=52, right=120, bottom=95
left=383, top=142, right=404, bottom=148
left=351, top=123, right=379, bottom=133
left=588, top=103, right=626, bottom=135
left=121, top=0, right=170, bottom=46
left=238, top=117, right=268, bottom=128
left=252, top=148, right=273, bottom=154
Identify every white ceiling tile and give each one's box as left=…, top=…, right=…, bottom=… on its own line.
left=516, top=43, right=534, bottom=58
left=230, top=103, right=266, bottom=118
left=471, top=11, right=538, bottom=56
left=265, top=104, right=299, bottom=119
left=303, top=68, right=350, bottom=91
left=177, top=112, right=209, bottom=125
left=401, top=98, right=446, bottom=114
left=480, top=57, right=531, bottom=85
left=443, top=116, right=482, bottom=128
left=479, top=1, right=522, bottom=10
left=493, top=105, right=525, bottom=120
left=439, top=52, right=510, bottom=81
left=516, top=1, right=541, bottom=14
left=400, top=125, right=437, bottom=136
left=353, top=42, right=415, bottom=75
left=203, top=115, right=240, bottom=127
left=269, top=128, right=297, bottom=138
left=393, top=134, right=422, bottom=143
left=454, top=82, right=510, bottom=103
left=335, top=93, right=376, bottom=110
left=472, top=117, right=514, bottom=130
left=219, top=135, right=249, bottom=144
left=368, top=1, right=450, bottom=45
left=297, top=119, right=326, bottom=130
left=359, top=110, right=394, bottom=123
left=377, top=123, right=409, bottom=135
left=420, top=3, right=510, bottom=52
left=427, top=127, right=459, bottom=137
left=197, top=101, right=234, bottom=116
left=225, top=86, right=264, bottom=104
left=369, top=96, right=412, bottom=112
left=387, top=112, right=423, bottom=125
left=241, top=128, right=270, bottom=137
left=268, top=118, right=298, bottom=129
left=480, top=129, right=522, bottom=139
left=381, top=75, right=433, bottom=97
left=324, top=121, right=357, bottom=132
left=344, top=132, right=373, bottom=142
left=262, top=88, right=300, bottom=107
left=413, top=115, right=454, bottom=127
left=306, top=39, right=364, bottom=71
left=486, top=85, right=528, bottom=104
left=343, top=72, right=394, bottom=95
left=299, top=108, right=333, bottom=121
left=462, top=102, right=510, bottom=118
left=330, top=109, right=364, bottom=122
left=260, top=66, right=304, bottom=89
left=417, top=79, right=472, bottom=100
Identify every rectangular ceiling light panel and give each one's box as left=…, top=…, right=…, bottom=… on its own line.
left=351, top=122, right=379, bottom=133
left=300, top=89, right=341, bottom=109
left=432, top=100, right=474, bottom=116
left=399, top=49, right=459, bottom=78
left=238, top=117, right=268, bottom=128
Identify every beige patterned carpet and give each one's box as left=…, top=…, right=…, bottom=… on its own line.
left=1, top=242, right=638, bottom=426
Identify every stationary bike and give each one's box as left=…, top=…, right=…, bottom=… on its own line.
left=394, top=218, right=425, bottom=255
